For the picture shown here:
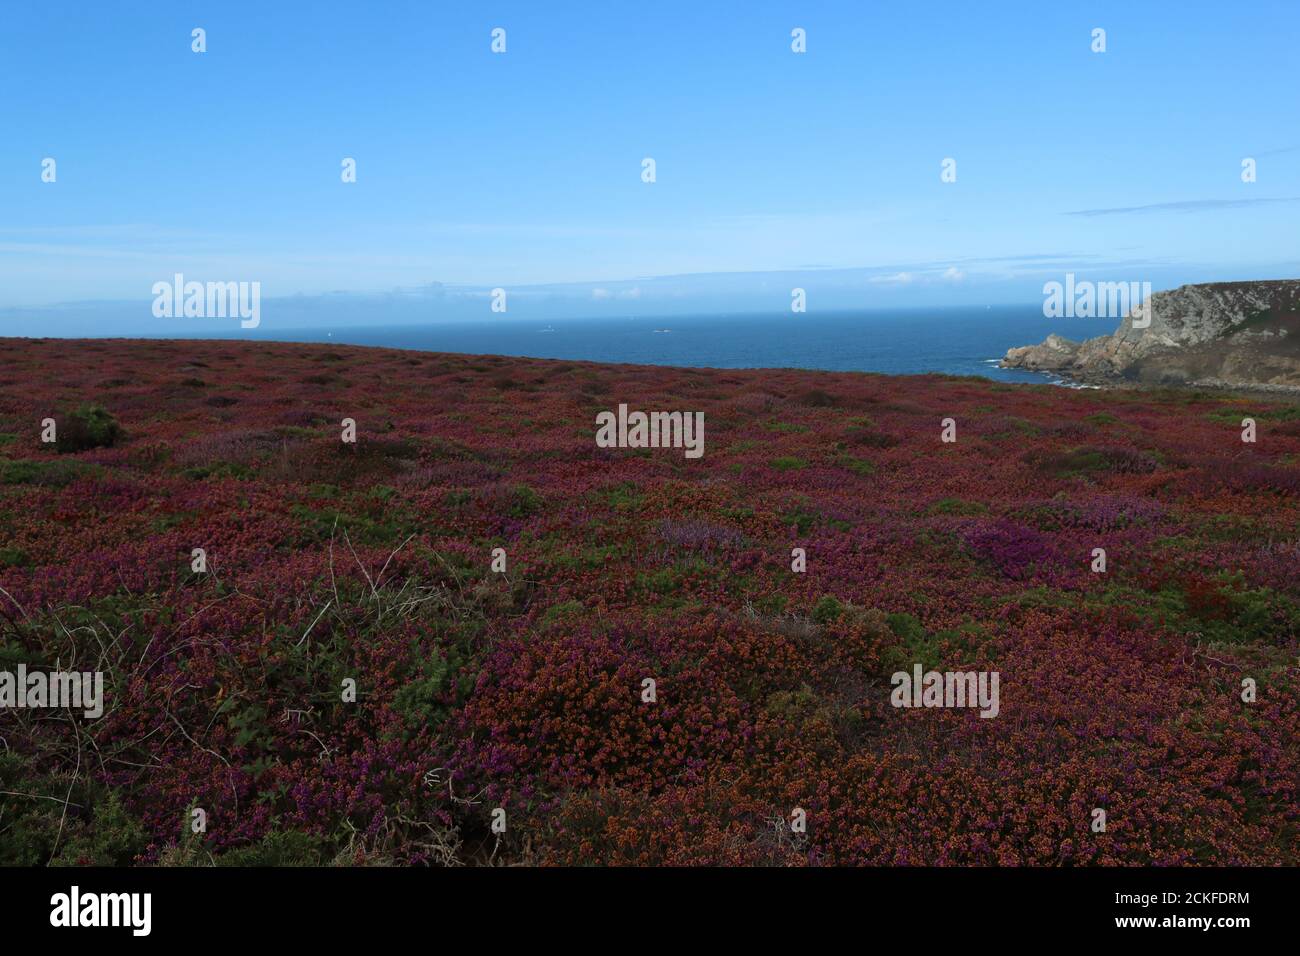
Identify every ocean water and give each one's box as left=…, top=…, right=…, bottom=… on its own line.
left=196, top=306, right=1120, bottom=384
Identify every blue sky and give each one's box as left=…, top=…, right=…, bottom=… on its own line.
left=1, top=0, right=1298, bottom=332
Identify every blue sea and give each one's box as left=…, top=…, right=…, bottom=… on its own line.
left=192, top=306, right=1119, bottom=385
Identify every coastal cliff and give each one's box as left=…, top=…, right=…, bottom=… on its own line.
left=1002, top=280, right=1300, bottom=388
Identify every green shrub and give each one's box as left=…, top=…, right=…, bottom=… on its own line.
left=48, top=791, right=148, bottom=867
left=837, top=455, right=877, bottom=476
left=0, top=755, right=146, bottom=866
left=540, top=599, right=585, bottom=627
left=0, top=546, right=30, bottom=567
left=1204, top=405, right=1300, bottom=424
left=593, top=481, right=643, bottom=510
left=508, top=484, right=544, bottom=518
left=635, top=560, right=707, bottom=597
left=56, top=404, right=124, bottom=453
left=800, top=389, right=840, bottom=407
left=0, top=458, right=101, bottom=487
left=884, top=612, right=945, bottom=672
left=764, top=419, right=809, bottom=433
left=392, top=650, right=455, bottom=729
left=811, top=595, right=844, bottom=624
left=214, top=830, right=333, bottom=867
left=929, top=498, right=989, bottom=516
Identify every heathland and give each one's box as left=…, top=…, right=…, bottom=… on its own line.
left=0, top=337, right=1296, bottom=865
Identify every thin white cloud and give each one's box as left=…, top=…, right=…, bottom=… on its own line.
left=1065, top=197, right=1300, bottom=217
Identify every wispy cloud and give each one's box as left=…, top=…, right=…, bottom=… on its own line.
left=1064, top=197, right=1300, bottom=217
left=591, top=286, right=642, bottom=300
left=1253, top=144, right=1300, bottom=157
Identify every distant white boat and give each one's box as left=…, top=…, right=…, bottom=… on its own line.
left=539, top=325, right=556, bottom=333
left=653, top=329, right=671, bottom=333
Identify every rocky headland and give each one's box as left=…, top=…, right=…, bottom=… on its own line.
left=1002, top=280, right=1300, bottom=389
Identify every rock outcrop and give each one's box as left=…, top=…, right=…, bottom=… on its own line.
left=1002, top=280, right=1300, bottom=387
